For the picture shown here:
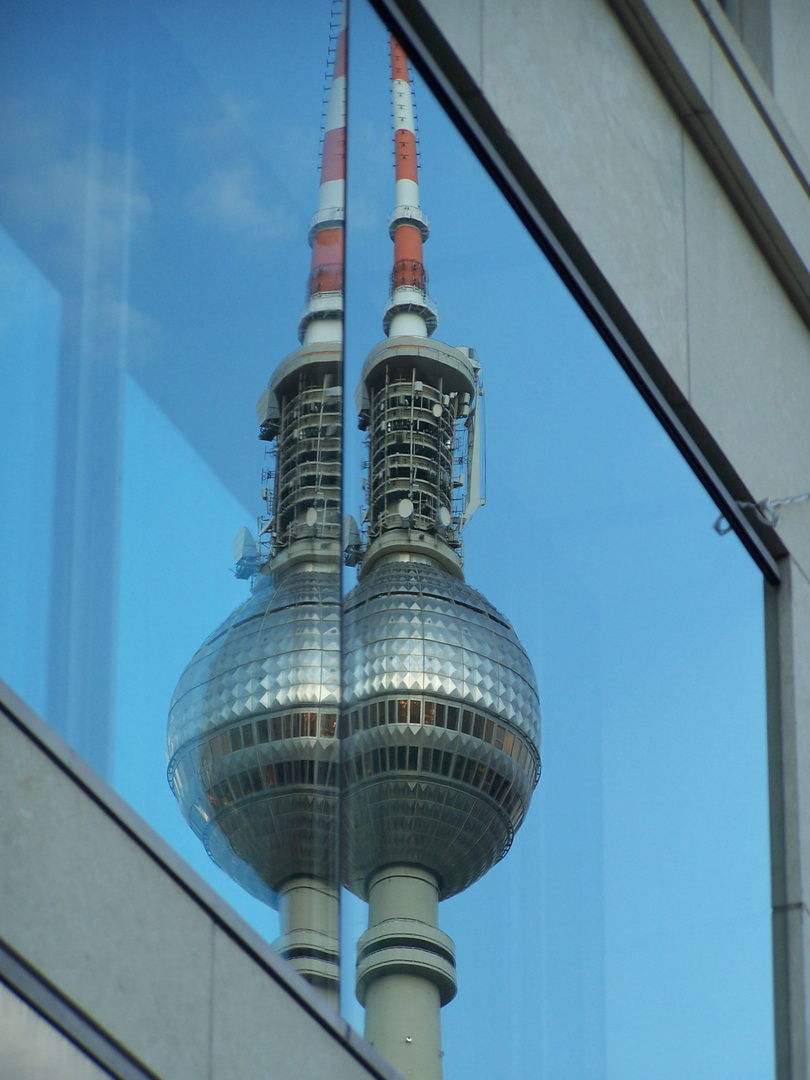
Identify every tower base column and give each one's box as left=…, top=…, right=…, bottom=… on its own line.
left=275, top=876, right=340, bottom=1010
left=357, top=866, right=456, bottom=1080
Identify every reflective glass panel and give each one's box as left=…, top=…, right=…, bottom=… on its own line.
left=0, top=0, right=343, bottom=942
left=339, top=4, right=774, bottom=1078
left=0, top=4, right=775, bottom=1077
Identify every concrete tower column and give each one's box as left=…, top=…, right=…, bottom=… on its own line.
left=275, top=877, right=340, bottom=1010
left=357, top=867, right=456, bottom=1080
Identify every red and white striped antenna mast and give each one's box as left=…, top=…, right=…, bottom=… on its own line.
left=298, top=5, right=347, bottom=345
left=383, top=35, right=438, bottom=337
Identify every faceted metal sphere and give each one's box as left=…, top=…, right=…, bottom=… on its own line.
left=167, top=567, right=341, bottom=903
left=341, top=556, right=541, bottom=900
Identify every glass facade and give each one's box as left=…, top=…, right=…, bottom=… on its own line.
left=0, top=2, right=774, bottom=1077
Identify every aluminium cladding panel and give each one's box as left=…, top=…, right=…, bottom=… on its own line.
left=167, top=569, right=342, bottom=758
left=766, top=558, right=810, bottom=1080
left=771, top=0, right=810, bottom=156
left=0, top=683, right=395, bottom=1080
left=343, top=559, right=540, bottom=735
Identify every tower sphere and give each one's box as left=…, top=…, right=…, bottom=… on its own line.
left=342, top=556, right=541, bottom=900
left=166, top=567, right=341, bottom=903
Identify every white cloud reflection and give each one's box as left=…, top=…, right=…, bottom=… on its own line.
left=180, top=91, right=301, bottom=244
left=0, top=94, right=160, bottom=369
left=188, top=158, right=296, bottom=242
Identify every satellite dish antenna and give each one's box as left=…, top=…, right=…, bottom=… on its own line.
left=436, top=506, right=451, bottom=529
left=343, top=514, right=363, bottom=567
left=306, top=507, right=318, bottom=527
left=432, top=403, right=442, bottom=418
left=398, top=498, right=414, bottom=523
left=343, top=514, right=361, bottom=549
left=232, top=525, right=257, bottom=564
left=232, top=526, right=259, bottom=579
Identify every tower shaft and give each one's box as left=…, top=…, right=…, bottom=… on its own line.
left=276, top=875, right=340, bottom=1011
left=358, top=867, right=455, bottom=1080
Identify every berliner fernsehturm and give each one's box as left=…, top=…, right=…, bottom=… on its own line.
left=167, top=11, right=540, bottom=1080
left=167, top=7, right=347, bottom=1008
left=340, top=35, right=541, bottom=1080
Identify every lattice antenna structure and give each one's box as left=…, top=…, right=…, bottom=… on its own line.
left=353, top=37, right=484, bottom=576
left=254, top=5, right=346, bottom=569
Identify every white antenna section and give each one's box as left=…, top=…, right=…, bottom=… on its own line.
left=459, top=384, right=485, bottom=530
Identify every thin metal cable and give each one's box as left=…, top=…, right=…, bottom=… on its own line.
left=714, top=491, right=810, bottom=534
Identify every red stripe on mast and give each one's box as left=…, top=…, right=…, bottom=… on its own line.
left=393, top=129, right=418, bottom=184
left=302, top=10, right=347, bottom=322
left=391, top=36, right=410, bottom=84
left=309, top=227, right=344, bottom=295
left=390, top=36, right=425, bottom=294
left=320, top=127, right=346, bottom=186
left=334, top=24, right=347, bottom=81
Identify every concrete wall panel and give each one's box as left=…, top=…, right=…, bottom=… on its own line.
left=210, top=928, right=378, bottom=1080
left=620, top=0, right=714, bottom=106
left=769, top=558, right=810, bottom=1079
left=0, top=714, right=213, bottom=1080
left=419, top=0, right=483, bottom=83
left=770, top=0, right=810, bottom=160
left=683, top=135, right=810, bottom=543
left=0, top=700, right=392, bottom=1080
left=707, top=31, right=810, bottom=280
left=480, top=0, right=691, bottom=398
